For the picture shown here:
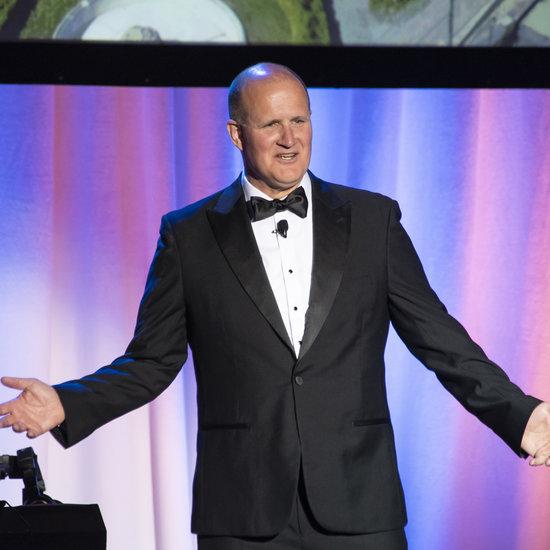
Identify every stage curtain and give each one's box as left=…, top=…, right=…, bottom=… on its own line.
left=0, top=85, right=549, bottom=550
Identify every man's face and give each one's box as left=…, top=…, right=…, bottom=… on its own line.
left=227, top=76, right=312, bottom=199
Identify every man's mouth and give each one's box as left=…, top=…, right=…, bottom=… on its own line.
left=277, top=153, right=298, bottom=161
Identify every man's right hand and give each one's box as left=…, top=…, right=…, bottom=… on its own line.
left=0, top=377, right=65, bottom=438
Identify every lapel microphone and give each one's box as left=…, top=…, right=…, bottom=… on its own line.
left=274, top=219, right=289, bottom=238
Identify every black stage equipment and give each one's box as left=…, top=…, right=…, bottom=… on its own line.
left=0, top=447, right=107, bottom=549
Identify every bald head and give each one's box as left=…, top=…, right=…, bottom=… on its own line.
left=225, top=62, right=312, bottom=199
left=228, top=62, right=310, bottom=123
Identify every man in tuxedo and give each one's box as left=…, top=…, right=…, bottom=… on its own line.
left=1, top=63, right=550, bottom=549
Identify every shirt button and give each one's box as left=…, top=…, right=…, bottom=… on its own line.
left=289, top=269, right=293, bottom=273
left=295, top=375, right=303, bottom=386
left=293, top=306, right=298, bottom=311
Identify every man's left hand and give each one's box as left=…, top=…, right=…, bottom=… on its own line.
left=521, top=402, right=550, bottom=466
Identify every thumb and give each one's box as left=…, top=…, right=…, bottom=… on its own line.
left=1, top=376, right=33, bottom=390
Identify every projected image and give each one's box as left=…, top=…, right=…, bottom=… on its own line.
left=0, top=0, right=548, bottom=46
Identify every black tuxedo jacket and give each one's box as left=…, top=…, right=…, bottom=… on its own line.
left=53, top=173, right=541, bottom=537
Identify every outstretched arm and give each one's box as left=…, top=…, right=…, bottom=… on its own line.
left=0, top=376, right=65, bottom=438
left=0, top=214, right=187, bottom=447
left=386, top=200, right=544, bottom=459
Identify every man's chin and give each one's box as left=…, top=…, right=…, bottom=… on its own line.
left=271, top=170, right=308, bottom=190
left=268, top=179, right=303, bottom=197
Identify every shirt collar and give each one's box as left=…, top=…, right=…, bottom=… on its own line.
left=241, top=171, right=312, bottom=206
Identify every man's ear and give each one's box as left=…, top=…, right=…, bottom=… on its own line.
left=226, top=120, right=244, bottom=151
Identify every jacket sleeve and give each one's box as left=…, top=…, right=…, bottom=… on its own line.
left=51, top=215, right=188, bottom=448
left=386, top=200, right=541, bottom=457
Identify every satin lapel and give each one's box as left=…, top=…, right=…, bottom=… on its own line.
left=299, top=176, right=351, bottom=360
left=206, top=179, right=295, bottom=354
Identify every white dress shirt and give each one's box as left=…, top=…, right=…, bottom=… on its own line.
left=242, top=172, right=313, bottom=355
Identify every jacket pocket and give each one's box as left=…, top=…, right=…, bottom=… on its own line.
left=352, top=418, right=390, bottom=427
left=200, top=422, right=250, bottom=431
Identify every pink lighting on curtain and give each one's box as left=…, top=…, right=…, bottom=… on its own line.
left=0, top=85, right=549, bottom=550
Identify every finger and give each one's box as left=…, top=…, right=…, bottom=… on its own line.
left=0, top=414, right=15, bottom=429
left=0, top=398, right=20, bottom=416
left=530, top=455, right=544, bottom=466
left=539, top=451, right=550, bottom=466
left=1, top=377, right=33, bottom=391
left=531, top=448, right=550, bottom=466
left=11, top=423, right=27, bottom=433
left=529, top=454, right=543, bottom=466
left=26, top=425, right=46, bottom=438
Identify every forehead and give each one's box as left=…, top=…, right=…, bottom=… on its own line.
left=240, top=76, right=309, bottom=120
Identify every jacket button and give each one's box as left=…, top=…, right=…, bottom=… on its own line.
left=295, top=375, right=303, bottom=386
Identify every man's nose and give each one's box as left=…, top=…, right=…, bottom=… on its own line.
left=277, top=125, right=295, bottom=148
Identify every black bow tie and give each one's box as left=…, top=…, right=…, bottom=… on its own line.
left=246, top=186, right=308, bottom=222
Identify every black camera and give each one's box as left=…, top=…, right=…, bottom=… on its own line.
left=0, top=447, right=59, bottom=505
